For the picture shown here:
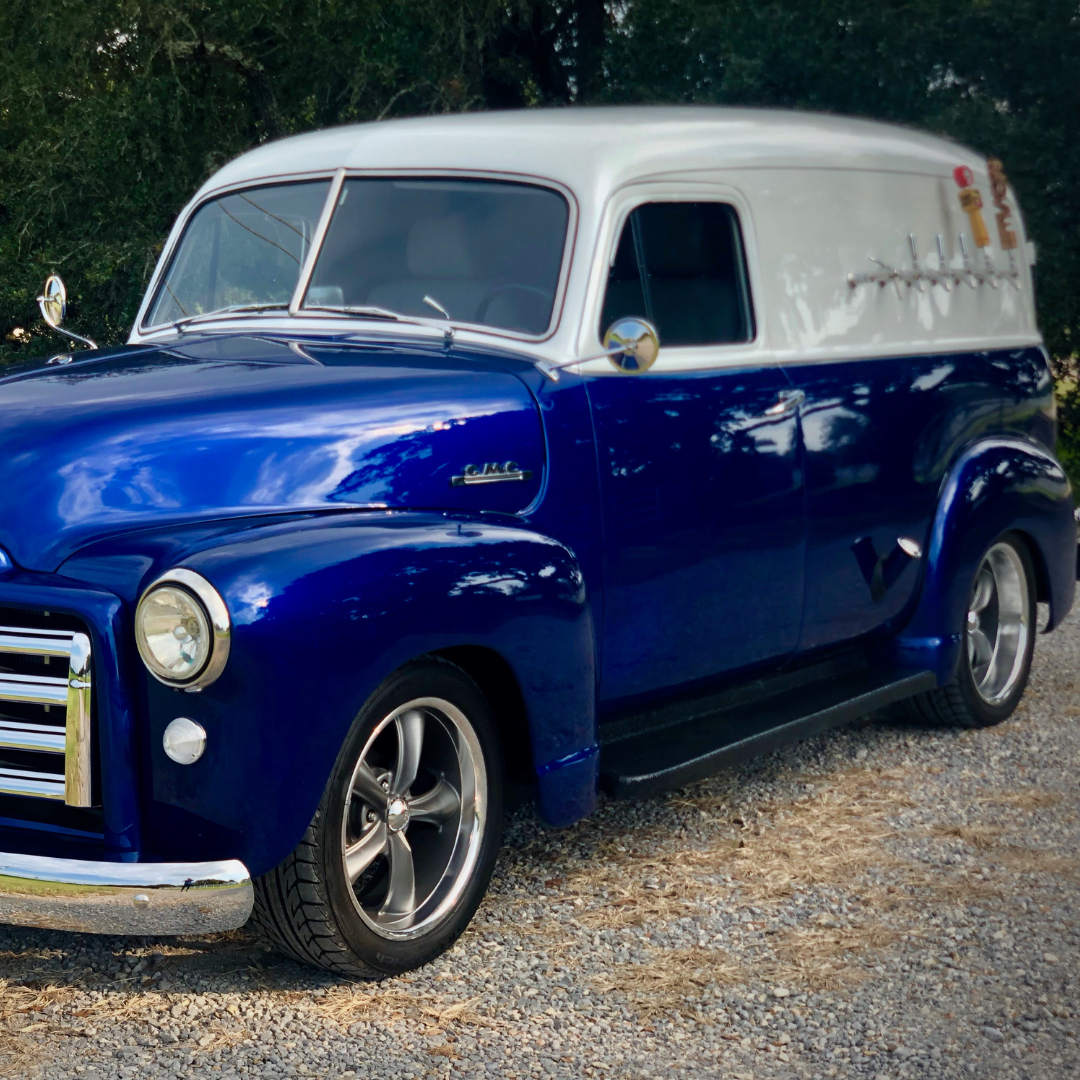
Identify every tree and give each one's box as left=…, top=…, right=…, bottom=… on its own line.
left=3, top=0, right=1078, bottom=482
left=0, top=0, right=513, bottom=350
left=603, top=0, right=1080, bottom=477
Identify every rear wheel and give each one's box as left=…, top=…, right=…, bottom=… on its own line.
left=252, top=657, right=503, bottom=976
left=904, top=533, right=1036, bottom=728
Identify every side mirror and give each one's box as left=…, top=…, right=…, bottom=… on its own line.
left=533, top=315, right=660, bottom=383
left=36, top=274, right=97, bottom=350
left=602, top=317, right=659, bottom=374
left=38, top=274, right=67, bottom=329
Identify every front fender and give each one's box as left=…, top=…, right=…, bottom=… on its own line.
left=890, top=437, right=1074, bottom=682
left=69, top=513, right=596, bottom=875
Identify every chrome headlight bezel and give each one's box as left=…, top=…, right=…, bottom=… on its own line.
left=135, top=568, right=231, bottom=691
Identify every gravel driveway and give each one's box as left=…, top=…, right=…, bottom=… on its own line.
left=2, top=605, right=1078, bottom=1080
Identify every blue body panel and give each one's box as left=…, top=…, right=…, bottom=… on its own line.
left=585, top=366, right=804, bottom=705
left=0, top=335, right=544, bottom=572
left=786, top=347, right=1059, bottom=652
left=886, top=436, right=1075, bottom=682
left=62, top=512, right=594, bottom=873
left=0, top=333, right=1070, bottom=871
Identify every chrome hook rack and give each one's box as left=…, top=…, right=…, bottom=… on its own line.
left=847, top=232, right=1020, bottom=294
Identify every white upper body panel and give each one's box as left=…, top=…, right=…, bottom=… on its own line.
left=131, top=106, right=1041, bottom=367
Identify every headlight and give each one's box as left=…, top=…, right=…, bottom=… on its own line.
left=135, top=568, right=231, bottom=690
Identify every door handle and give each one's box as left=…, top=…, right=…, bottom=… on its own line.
left=764, top=389, right=805, bottom=417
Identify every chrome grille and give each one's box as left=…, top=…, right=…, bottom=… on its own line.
left=0, top=624, right=92, bottom=806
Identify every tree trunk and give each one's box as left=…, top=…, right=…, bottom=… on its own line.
left=574, top=0, right=606, bottom=102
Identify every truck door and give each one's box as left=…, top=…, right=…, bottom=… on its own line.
left=586, top=197, right=806, bottom=706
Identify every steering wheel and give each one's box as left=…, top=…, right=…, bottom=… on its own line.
left=473, top=283, right=551, bottom=329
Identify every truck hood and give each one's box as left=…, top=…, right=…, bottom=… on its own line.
left=0, top=333, right=546, bottom=572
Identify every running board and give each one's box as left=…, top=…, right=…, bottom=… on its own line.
left=599, top=669, right=936, bottom=800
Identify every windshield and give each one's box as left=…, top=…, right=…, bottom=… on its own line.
left=304, top=178, right=568, bottom=335
left=145, top=177, right=570, bottom=336
left=144, top=180, right=331, bottom=327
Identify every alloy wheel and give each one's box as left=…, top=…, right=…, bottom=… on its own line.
left=340, top=696, right=487, bottom=939
left=965, top=541, right=1031, bottom=706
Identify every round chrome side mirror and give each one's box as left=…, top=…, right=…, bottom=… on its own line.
left=602, top=317, right=660, bottom=374
left=35, top=274, right=97, bottom=350
left=37, top=274, right=67, bottom=329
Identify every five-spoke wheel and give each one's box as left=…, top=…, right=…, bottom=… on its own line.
left=342, top=697, right=487, bottom=938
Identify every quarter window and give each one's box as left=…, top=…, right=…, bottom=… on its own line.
left=600, top=202, right=754, bottom=347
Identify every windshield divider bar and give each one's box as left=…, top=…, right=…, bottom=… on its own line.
left=289, top=168, right=346, bottom=316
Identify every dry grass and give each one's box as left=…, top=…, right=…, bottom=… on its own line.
left=535, top=766, right=1080, bottom=1014
left=988, top=847, right=1080, bottom=877
left=0, top=979, right=81, bottom=1075
left=724, top=770, right=913, bottom=900
left=763, top=921, right=902, bottom=990
left=928, top=824, right=1006, bottom=850
left=191, top=1025, right=250, bottom=1055
left=973, top=789, right=1063, bottom=809
left=314, top=985, right=494, bottom=1031
left=0, top=980, right=76, bottom=1027
left=553, top=767, right=916, bottom=930
left=590, top=947, right=744, bottom=1018
left=0, top=760, right=1071, bottom=1054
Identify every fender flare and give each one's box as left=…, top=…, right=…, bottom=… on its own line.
left=890, top=436, right=1074, bottom=683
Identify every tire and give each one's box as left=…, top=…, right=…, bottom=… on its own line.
left=252, top=655, right=504, bottom=976
left=903, top=532, right=1036, bottom=729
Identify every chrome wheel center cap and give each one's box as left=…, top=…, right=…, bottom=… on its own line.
left=386, top=796, right=410, bottom=833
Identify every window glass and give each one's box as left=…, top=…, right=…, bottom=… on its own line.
left=145, top=181, right=330, bottom=327
left=599, top=202, right=753, bottom=347
left=305, top=178, right=569, bottom=335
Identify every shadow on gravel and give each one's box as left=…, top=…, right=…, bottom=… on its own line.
left=0, top=924, right=337, bottom=1004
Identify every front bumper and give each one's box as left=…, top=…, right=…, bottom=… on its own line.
left=0, top=852, right=253, bottom=935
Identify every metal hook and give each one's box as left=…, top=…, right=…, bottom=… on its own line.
left=934, top=234, right=951, bottom=292
left=907, top=234, right=925, bottom=293
left=958, top=234, right=978, bottom=289
left=868, top=257, right=903, bottom=298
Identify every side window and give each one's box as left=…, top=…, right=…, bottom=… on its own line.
left=599, top=202, right=754, bottom=347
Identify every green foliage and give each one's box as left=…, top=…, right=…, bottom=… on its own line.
left=1, top=0, right=1078, bottom=484
left=0, top=0, right=515, bottom=351
left=603, top=0, right=1080, bottom=483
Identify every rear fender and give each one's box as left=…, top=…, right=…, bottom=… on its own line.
left=889, top=437, right=1074, bottom=683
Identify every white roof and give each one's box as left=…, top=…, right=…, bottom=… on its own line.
left=197, top=106, right=985, bottom=203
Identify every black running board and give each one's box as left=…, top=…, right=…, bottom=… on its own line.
left=599, top=669, right=936, bottom=800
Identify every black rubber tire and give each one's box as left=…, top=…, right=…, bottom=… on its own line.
left=251, top=655, right=504, bottom=977
left=901, top=532, right=1036, bottom=729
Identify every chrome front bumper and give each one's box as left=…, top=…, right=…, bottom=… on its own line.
left=0, top=852, right=253, bottom=935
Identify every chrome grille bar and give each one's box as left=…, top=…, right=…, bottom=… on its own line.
left=0, top=627, right=92, bottom=807
left=0, top=721, right=66, bottom=754
left=0, top=767, right=66, bottom=801
left=0, top=627, right=83, bottom=657
left=0, top=673, right=69, bottom=706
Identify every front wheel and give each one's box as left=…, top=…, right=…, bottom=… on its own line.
left=252, top=657, right=504, bottom=976
left=904, top=533, right=1036, bottom=728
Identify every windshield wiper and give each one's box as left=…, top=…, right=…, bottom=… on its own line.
left=304, top=303, right=455, bottom=342
left=164, top=300, right=455, bottom=343
left=171, top=303, right=290, bottom=332
left=303, top=304, right=404, bottom=322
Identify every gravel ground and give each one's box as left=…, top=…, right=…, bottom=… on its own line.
left=1, top=605, right=1078, bottom=1080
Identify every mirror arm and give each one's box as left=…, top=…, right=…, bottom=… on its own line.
left=534, top=344, right=625, bottom=383
left=36, top=295, right=97, bottom=350
left=34, top=293, right=97, bottom=347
